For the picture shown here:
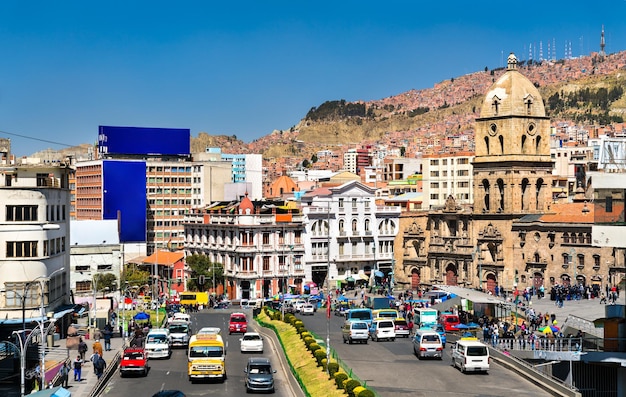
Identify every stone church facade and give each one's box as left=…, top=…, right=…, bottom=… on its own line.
left=396, top=54, right=614, bottom=294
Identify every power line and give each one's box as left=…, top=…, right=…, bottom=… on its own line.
left=0, top=129, right=76, bottom=148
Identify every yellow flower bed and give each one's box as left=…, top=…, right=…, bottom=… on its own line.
left=258, top=311, right=345, bottom=397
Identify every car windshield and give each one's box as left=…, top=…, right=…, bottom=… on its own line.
left=243, top=335, right=261, bottom=341
left=147, top=335, right=167, bottom=343
left=350, top=311, right=371, bottom=320
left=169, top=324, right=188, bottom=333
left=249, top=365, right=271, bottom=374
left=231, top=316, right=246, bottom=323
left=379, top=321, right=394, bottom=328
left=395, top=320, right=407, bottom=326
left=423, top=335, right=440, bottom=343
left=352, top=323, right=368, bottom=330
left=467, top=346, right=488, bottom=356
left=124, top=352, right=144, bottom=360
left=190, top=346, right=223, bottom=358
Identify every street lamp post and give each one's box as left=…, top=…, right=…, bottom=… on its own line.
left=326, top=201, right=332, bottom=375
left=18, top=268, right=63, bottom=396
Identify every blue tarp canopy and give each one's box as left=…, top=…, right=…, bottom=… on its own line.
left=29, top=386, right=71, bottom=397
left=133, top=312, right=150, bottom=320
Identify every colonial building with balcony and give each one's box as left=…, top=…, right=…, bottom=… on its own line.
left=183, top=195, right=304, bottom=300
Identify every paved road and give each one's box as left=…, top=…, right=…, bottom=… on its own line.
left=103, top=309, right=300, bottom=397
left=300, top=310, right=552, bottom=397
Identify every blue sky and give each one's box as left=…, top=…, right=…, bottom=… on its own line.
left=1, top=1, right=625, bottom=157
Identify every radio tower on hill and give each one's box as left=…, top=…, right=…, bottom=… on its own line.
left=600, top=25, right=606, bottom=56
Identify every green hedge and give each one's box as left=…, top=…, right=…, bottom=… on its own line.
left=345, top=379, right=361, bottom=397
left=334, top=372, right=348, bottom=389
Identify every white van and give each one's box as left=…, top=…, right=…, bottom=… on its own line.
left=451, top=338, right=490, bottom=373
left=369, top=318, right=396, bottom=342
left=412, top=329, right=443, bottom=359
left=145, top=328, right=172, bottom=359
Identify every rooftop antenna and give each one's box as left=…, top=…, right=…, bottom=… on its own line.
left=539, top=41, right=543, bottom=62
left=552, top=38, right=556, bottom=60
left=600, top=25, right=606, bottom=56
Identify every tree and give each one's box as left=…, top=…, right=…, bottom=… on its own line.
left=121, top=265, right=151, bottom=290
left=311, top=154, right=318, bottom=163
left=302, top=159, right=310, bottom=168
left=400, top=147, right=406, bottom=157
left=186, top=254, right=224, bottom=292
left=94, top=273, right=118, bottom=292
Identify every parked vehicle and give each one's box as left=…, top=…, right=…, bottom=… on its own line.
left=167, top=320, right=191, bottom=348
left=144, top=329, right=172, bottom=359
left=341, top=320, right=369, bottom=344
left=369, top=318, right=396, bottom=342
left=334, top=302, right=350, bottom=317
left=120, top=347, right=149, bottom=377
left=451, top=338, right=490, bottom=373
left=393, top=318, right=410, bottom=338
left=412, top=329, right=443, bottom=359
left=244, top=357, right=276, bottom=393
left=430, top=323, right=447, bottom=347
left=346, top=308, right=373, bottom=327
left=229, top=312, right=248, bottom=334
left=240, top=332, right=264, bottom=353
left=439, top=312, right=461, bottom=332
left=301, top=303, right=315, bottom=315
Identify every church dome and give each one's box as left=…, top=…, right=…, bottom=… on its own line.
left=479, top=53, right=545, bottom=118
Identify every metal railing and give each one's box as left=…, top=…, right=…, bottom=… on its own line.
left=491, top=337, right=583, bottom=352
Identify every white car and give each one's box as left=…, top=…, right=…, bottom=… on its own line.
left=301, top=304, right=315, bottom=315
left=240, top=332, right=264, bottom=353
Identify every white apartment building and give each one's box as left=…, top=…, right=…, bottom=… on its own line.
left=421, top=153, right=474, bottom=209
left=0, top=161, right=71, bottom=334
left=301, top=181, right=401, bottom=291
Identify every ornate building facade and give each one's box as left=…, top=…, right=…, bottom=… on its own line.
left=397, top=54, right=615, bottom=293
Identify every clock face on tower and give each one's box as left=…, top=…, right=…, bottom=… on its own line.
left=527, top=122, right=537, bottom=136
left=488, top=123, right=498, bottom=136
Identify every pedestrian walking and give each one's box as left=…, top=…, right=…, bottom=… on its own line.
left=102, top=324, right=113, bottom=351
left=78, top=337, right=88, bottom=360
left=73, top=355, right=83, bottom=381
left=58, top=361, right=70, bottom=388
left=93, top=339, right=103, bottom=356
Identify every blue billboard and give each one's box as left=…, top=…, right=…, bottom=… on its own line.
left=102, top=160, right=147, bottom=242
left=98, top=126, right=190, bottom=156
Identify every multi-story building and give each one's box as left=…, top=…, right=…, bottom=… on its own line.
left=421, top=152, right=474, bottom=209
left=301, top=181, right=401, bottom=290
left=398, top=53, right=614, bottom=293
left=219, top=152, right=263, bottom=200
left=183, top=197, right=305, bottom=300
left=590, top=137, right=626, bottom=287
left=0, top=158, right=72, bottom=340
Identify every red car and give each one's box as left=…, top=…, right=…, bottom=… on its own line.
left=120, top=347, right=149, bottom=377
left=228, top=312, right=248, bottom=334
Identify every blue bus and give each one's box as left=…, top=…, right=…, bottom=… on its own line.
left=346, top=308, right=373, bottom=327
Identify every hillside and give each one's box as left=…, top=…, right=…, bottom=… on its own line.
left=224, top=51, right=626, bottom=161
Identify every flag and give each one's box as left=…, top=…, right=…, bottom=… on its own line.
left=326, top=295, right=331, bottom=319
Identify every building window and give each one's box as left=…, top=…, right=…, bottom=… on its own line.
left=97, top=264, right=112, bottom=271
left=263, top=256, right=270, bottom=272
left=5, top=205, right=38, bottom=222
left=75, top=281, right=91, bottom=293
left=262, top=233, right=270, bottom=245
left=430, top=159, right=439, bottom=166
left=6, top=241, right=38, bottom=258
left=36, top=173, right=48, bottom=187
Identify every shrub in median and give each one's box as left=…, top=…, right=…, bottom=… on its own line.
left=355, top=388, right=375, bottom=397
left=309, top=343, right=321, bottom=355
left=344, top=379, right=361, bottom=397
left=328, top=362, right=340, bottom=378
left=334, top=372, right=348, bottom=389
left=314, top=349, right=327, bottom=366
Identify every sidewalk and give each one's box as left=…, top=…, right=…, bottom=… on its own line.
left=63, top=335, right=126, bottom=396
